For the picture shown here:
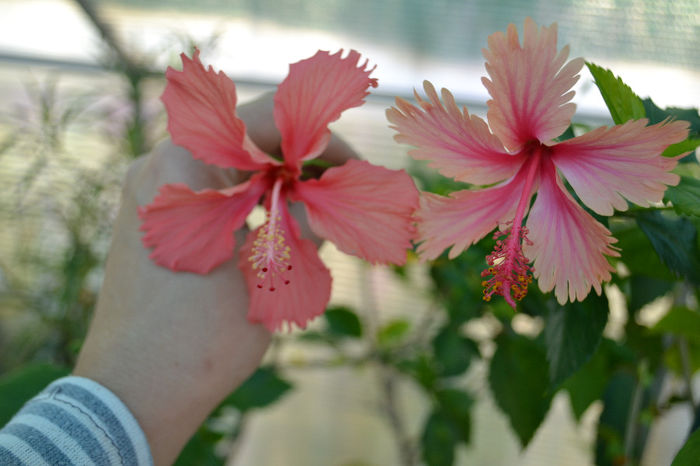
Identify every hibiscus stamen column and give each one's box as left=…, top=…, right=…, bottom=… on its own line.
left=249, top=178, right=292, bottom=291
left=481, top=147, right=541, bottom=308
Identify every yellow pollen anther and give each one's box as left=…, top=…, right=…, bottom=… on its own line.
left=247, top=178, right=293, bottom=291
left=249, top=212, right=291, bottom=279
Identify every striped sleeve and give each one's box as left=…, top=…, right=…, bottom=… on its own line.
left=0, top=376, right=153, bottom=465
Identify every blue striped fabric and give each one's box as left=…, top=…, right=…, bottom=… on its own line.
left=0, top=376, right=153, bottom=465
left=20, top=402, right=112, bottom=464
left=0, top=444, right=24, bottom=465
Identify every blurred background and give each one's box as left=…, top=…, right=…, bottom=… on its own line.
left=0, top=1, right=698, bottom=465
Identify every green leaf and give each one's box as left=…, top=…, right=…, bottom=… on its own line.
left=663, top=338, right=700, bottom=376
left=222, top=367, right=292, bottom=412
left=544, top=293, right=609, bottom=386
left=614, top=222, right=677, bottom=281
left=562, top=339, right=631, bottom=421
left=672, top=427, right=700, bottom=466
left=428, top=253, right=484, bottom=325
left=432, top=326, right=479, bottom=377
left=421, top=411, right=458, bottom=466
left=642, top=98, right=700, bottom=161
left=663, top=138, right=700, bottom=158
left=517, top=282, right=555, bottom=318
left=587, top=62, right=646, bottom=125
left=665, top=176, right=700, bottom=217
left=396, top=352, right=438, bottom=390
left=650, top=307, right=700, bottom=340
left=595, top=372, right=637, bottom=466
left=302, top=158, right=333, bottom=169
left=628, top=276, right=673, bottom=314
left=174, top=426, right=223, bottom=466
left=296, top=330, right=327, bottom=343
left=555, top=124, right=576, bottom=142
left=324, top=306, right=363, bottom=338
left=625, top=319, right=666, bottom=369
left=643, top=98, right=700, bottom=135
left=377, top=319, right=411, bottom=347
left=0, top=363, right=70, bottom=425
left=488, top=333, right=552, bottom=446
left=563, top=344, right=609, bottom=421
left=636, top=210, right=700, bottom=284
left=435, top=388, right=473, bottom=443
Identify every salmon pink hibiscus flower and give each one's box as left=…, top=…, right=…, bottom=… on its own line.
left=387, top=18, right=688, bottom=308
left=139, top=49, right=419, bottom=331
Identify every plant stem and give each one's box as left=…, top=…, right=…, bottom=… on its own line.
left=623, top=363, right=645, bottom=464
left=73, top=0, right=138, bottom=74
left=679, top=336, right=700, bottom=438
left=360, top=261, right=417, bottom=465
left=377, top=365, right=417, bottom=466
left=679, top=337, right=697, bottom=409
left=227, top=413, right=250, bottom=465
left=676, top=282, right=699, bottom=435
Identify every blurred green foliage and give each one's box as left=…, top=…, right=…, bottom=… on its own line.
left=0, top=363, right=71, bottom=425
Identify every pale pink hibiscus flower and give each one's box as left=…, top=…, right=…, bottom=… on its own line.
left=139, top=49, right=419, bottom=331
left=387, top=18, right=688, bottom=308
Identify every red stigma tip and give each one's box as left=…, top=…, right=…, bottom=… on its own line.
left=256, top=284, right=263, bottom=289
left=269, top=287, right=275, bottom=292
left=287, top=265, right=292, bottom=271
left=284, top=280, right=290, bottom=285
left=262, top=267, right=268, bottom=273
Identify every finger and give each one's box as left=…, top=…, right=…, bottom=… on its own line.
left=238, top=92, right=361, bottom=166
left=288, top=200, right=323, bottom=248
left=237, top=92, right=281, bottom=156
left=128, top=139, right=242, bottom=206
left=320, top=132, right=361, bottom=165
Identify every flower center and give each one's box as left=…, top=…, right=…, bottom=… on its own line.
left=248, top=178, right=293, bottom=291
left=481, top=146, right=541, bottom=308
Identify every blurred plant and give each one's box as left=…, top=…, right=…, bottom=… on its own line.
left=0, top=1, right=165, bottom=413
left=0, top=1, right=219, bottom=375
left=0, top=77, right=109, bottom=369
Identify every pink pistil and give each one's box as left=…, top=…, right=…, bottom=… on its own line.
left=248, top=178, right=293, bottom=291
left=481, top=147, right=541, bottom=308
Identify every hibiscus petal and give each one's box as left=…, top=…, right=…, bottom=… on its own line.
left=162, top=49, right=276, bottom=170
left=386, top=81, right=525, bottom=185
left=274, top=50, right=377, bottom=168
left=552, top=118, right=689, bottom=215
left=524, top=158, right=619, bottom=304
left=139, top=175, right=267, bottom=273
left=482, top=17, right=583, bottom=151
left=239, top=202, right=332, bottom=332
left=291, top=159, right=419, bottom=265
left=417, top=162, right=536, bottom=260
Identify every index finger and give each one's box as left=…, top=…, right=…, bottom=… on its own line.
left=237, top=92, right=361, bottom=168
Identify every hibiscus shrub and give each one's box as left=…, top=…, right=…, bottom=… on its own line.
left=380, top=19, right=700, bottom=465
left=403, top=63, right=700, bottom=465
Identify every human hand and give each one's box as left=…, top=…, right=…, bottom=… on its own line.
left=73, top=93, right=359, bottom=465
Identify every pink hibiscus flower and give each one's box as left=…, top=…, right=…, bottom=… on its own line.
left=139, top=49, right=419, bottom=331
left=387, top=18, right=689, bottom=308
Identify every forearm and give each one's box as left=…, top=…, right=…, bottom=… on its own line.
left=73, top=140, right=271, bottom=465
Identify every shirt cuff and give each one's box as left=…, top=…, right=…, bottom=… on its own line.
left=0, top=375, right=153, bottom=465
